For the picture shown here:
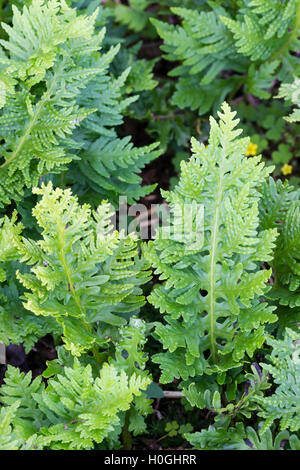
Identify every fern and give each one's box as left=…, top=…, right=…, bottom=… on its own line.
left=0, top=0, right=112, bottom=207
left=277, top=77, right=300, bottom=122
left=0, top=364, right=45, bottom=432
left=271, top=201, right=300, bottom=307
left=0, top=0, right=161, bottom=208
left=111, top=317, right=152, bottom=436
left=1, top=182, right=151, bottom=357
left=0, top=212, right=61, bottom=351
left=0, top=360, right=150, bottom=449
left=0, top=401, right=41, bottom=450
left=186, top=331, right=300, bottom=449
left=0, top=402, right=23, bottom=450
left=182, top=362, right=269, bottom=419
left=253, top=328, right=300, bottom=434
left=186, top=415, right=249, bottom=450
left=152, top=1, right=300, bottom=113
left=145, top=102, right=278, bottom=383
left=185, top=340, right=300, bottom=449
left=259, top=178, right=300, bottom=323
left=66, top=20, right=161, bottom=205
left=186, top=415, right=295, bottom=450
left=113, top=0, right=154, bottom=33
left=0, top=1, right=299, bottom=449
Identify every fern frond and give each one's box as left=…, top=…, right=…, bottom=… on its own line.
left=0, top=0, right=99, bottom=86
left=249, top=0, right=299, bottom=40
left=277, top=78, right=300, bottom=122
left=145, top=102, right=278, bottom=383
left=113, top=0, right=153, bottom=32
left=253, top=328, right=300, bottom=434
left=3, top=182, right=151, bottom=356
left=0, top=360, right=150, bottom=449
left=70, top=58, right=161, bottom=205
left=153, top=1, right=300, bottom=112
left=0, top=366, right=45, bottom=431
left=111, top=317, right=152, bottom=435
left=185, top=415, right=248, bottom=450
left=259, top=178, right=300, bottom=311
left=186, top=415, right=293, bottom=450
left=0, top=402, right=22, bottom=450
left=0, top=0, right=110, bottom=207
left=77, top=136, right=160, bottom=205
left=0, top=213, right=61, bottom=351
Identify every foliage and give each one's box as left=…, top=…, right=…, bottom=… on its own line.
left=186, top=329, right=300, bottom=450
left=145, top=103, right=278, bottom=383
left=185, top=416, right=297, bottom=450
left=253, top=328, right=300, bottom=434
left=259, top=178, right=300, bottom=333
left=0, top=360, right=150, bottom=449
left=0, top=182, right=151, bottom=357
left=277, top=78, right=300, bottom=123
left=0, top=0, right=299, bottom=452
left=0, top=0, right=160, bottom=208
left=234, top=100, right=300, bottom=179
left=152, top=0, right=300, bottom=114
left=0, top=0, right=101, bottom=206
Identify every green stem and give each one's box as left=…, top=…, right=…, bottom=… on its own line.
left=208, top=149, right=226, bottom=363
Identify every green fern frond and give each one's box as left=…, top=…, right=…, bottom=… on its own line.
left=186, top=415, right=294, bottom=450
left=113, top=0, right=153, bottom=33
left=0, top=0, right=111, bottom=207
left=77, top=136, right=160, bottom=205
left=249, top=0, right=299, bottom=40
left=0, top=0, right=99, bottom=86
left=277, top=78, right=300, bottom=122
left=71, top=58, right=161, bottom=205
left=253, top=328, right=300, bottom=434
left=3, top=182, right=151, bottom=357
left=0, top=213, right=61, bottom=351
left=111, top=317, right=152, bottom=435
left=0, top=402, right=22, bottom=450
left=0, top=360, right=150, bottom=449
left=145, top=102, right=278, bottom=383
left=152, top=1, right=300, bottom=112
left=259, top=178, right=300, bottom=311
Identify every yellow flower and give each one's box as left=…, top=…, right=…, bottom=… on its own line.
left=246, top=141, right=258, bottom=156
left=281, top=163, right=293, bottom=176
